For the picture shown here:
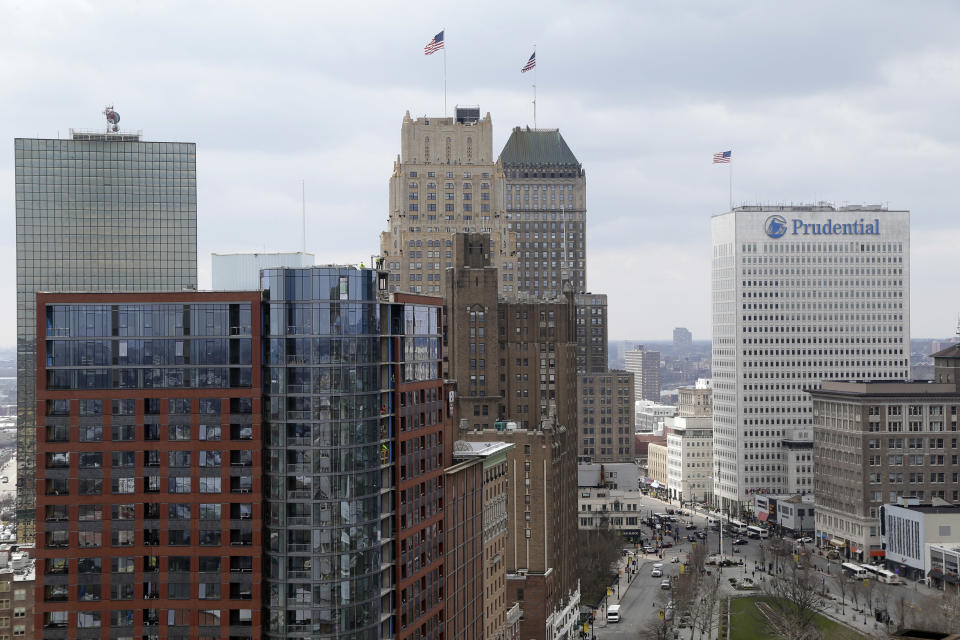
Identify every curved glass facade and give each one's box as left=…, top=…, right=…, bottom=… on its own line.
left=262, top=267, right=383, bottom=639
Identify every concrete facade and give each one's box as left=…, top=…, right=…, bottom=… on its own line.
left=647, top=443, right=669, bottom=488
left=666, top=416, right=714, bottom=506
left=624, top=346, right=661, bottom=402
left=811, top=346, right=960, bottom=562
left=712, top=205, right=911, bottom=514
left=677, top=380, right=712, bottom=418
left=882, top=502, right=960, bottom=582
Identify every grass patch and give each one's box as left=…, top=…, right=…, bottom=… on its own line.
left=729, top=596, right=866, bottom=640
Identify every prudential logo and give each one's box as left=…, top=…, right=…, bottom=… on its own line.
left=765, top=215, right=788, bottom=239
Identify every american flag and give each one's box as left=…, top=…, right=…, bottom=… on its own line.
left=424, top=31, right=444, bottom=55
left=521, top=52, right=536, bottom=73
left=713, top=150, right=732, bottom=164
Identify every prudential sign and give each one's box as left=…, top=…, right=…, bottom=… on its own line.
left=764, top=215, right=880, bottom=239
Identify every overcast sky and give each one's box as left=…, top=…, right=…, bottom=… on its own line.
left=2, top=0, right=959, bottom=346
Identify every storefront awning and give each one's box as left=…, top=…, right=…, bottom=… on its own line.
left=829, top=539, right=846, bottom=548
left=650, top=481, right=663, bottom=489
left=757, top=512, right=769, bottom=522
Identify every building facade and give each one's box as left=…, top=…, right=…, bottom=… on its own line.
left=15, top=131, right=198, bottom=541
left=35, top=292, right=261, bottom=640
left=462, top=423, right=580, bottom=640
left=500, top=127, right=586, bottom=298
left=574, top=294, right=607, bottom=373
left=0, top=551, right=34, bottom=640
left=577, top=489, right=645, bottom=542
left=647, top=443, right=669, bottom=489
left=444, top=234, right=578, bottom=435
left=673, top=328, right=693, bottom=350
left=443, top=456, right=484, bottom=640
left=379, top=109, right=517, bottom=297
left=811, top=350, right=960, bottom=562
left=712, top=205, right=910, bottom=514
left=882, top=502, right=960, bottom=582
left=665, top=416, right=714, bottom=506
left=577, top=371, right=634, bottom=463
left=635, top=401, right=677, bottom=435
left=624, top=346, right=660, bottom=402
left=211, top=252, right=314, bottom=290
left=452, top=440, right=513, bottom=640
left=677, top=380, right=712, bottom=418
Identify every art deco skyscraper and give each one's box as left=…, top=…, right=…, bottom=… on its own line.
left=499, top=126, right=586, bottom=297
left=379, top=108, right=517, bottom=297
left=14, top=125, right=197, bottom=542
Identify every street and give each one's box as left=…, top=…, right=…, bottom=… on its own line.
left=590, top=492, right=946, bottom=639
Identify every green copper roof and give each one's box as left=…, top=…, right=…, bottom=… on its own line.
left=499, top=127, right=580, bottom=167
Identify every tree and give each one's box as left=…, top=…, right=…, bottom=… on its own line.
left=832, top=572, right=853, bottom=615
left=756, top=564, right=828, bottom=640
left=577, top=524, right=622, bottom=606
left=639, top=615, right=673, bottom=640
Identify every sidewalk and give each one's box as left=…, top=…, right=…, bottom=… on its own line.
left=593, top=552, right=649, bottom=628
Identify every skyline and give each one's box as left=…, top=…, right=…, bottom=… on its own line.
left=3, top=1, right=960, bottom=346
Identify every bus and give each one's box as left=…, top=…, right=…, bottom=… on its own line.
left=860, top=564, right=901, bottom=585
left=841, top=563, right=869, bottom=579
left=746, top=525, right=769, bottom=539
left=727, top=519, right=748, bottom=535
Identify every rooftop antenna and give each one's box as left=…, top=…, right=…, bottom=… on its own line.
left=103, top=105, right=120, bottom=133
left=300, top=180, right=306, bottom=254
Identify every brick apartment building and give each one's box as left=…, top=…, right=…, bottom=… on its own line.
left=35, top=292, right=262, bottom=640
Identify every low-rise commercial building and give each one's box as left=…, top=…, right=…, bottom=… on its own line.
left=635, top=401, right=676, bottom=435
left=578, top=463, right=639, bottom=492
left=882, top=501, right=960, bottom=582
left=665, top=416, right=713, bottom=506
left=646, top=443, right=669, bottom=495
left=577, top=489, right=645, bottom=542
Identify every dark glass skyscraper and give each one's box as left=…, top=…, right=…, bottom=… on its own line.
left=262, top=267, right=385, bottom=639
left=15, top=132, right=198, bottom=542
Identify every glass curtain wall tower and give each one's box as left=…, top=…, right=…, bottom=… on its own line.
left=15, top=132, right=198, bottom=542
left=262, top=268, right=384, bottom=639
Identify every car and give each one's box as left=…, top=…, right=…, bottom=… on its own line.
left=732, top=538, right=748, bottom=545
left=685, top=523, right=697, bottom=530
left=666, top=508, right=675, bottom=515
left=660, top=541, right=673, bottom=548
left=687, top=534, right=696, bottom=542
left=696, top=531, right=706, bottom=540
left=651, top=568, right=663, bottom=577
left=644, top=546, right=656, bottom=553
left=660, top=579, right=672, bottom=590
left=797, top=536, right=813, bottom=544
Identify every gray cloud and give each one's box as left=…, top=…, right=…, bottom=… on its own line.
left=1, top=0, right=959, bottom=346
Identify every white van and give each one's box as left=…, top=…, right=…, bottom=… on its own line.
left=607, top=605, right=621, bottom=623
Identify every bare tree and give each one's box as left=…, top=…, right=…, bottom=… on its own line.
left=832, top=572, right=852, bottom=615
left=850, top=578, right=865, bottom=612
left=691, top=585, right=721, bottom=640
left=937, top=588, right=960, bottom=633
left=639, top=615, right=673, bottom=640
left=756, top=564, right=828, bottom=640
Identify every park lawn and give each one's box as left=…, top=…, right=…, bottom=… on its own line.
left=728, top=597, right=866, bottom=640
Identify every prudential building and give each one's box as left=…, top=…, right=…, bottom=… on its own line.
left=710, top=205, right=910, bottom=515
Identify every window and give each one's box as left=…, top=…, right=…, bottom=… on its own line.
left=170, top=424, right=191, bottom=440
left=199, top=424, right=222, bottom=441
left=112, top=477, right=135, bottom=494
left=200, top=477, right=222, bottom=493
left=169, top=477, right=191, bottom=494
left=78, top=452, right=101, bottom=468
left=168, top=529, right=191, bottom=546
left=111, top=451, right=134, bottom=467
left=199, top=529, right=222, bottom=546
left=169, top=503, right=191, bottom=520
left=199, top=503, right=222, bottom=520
left=199, top=451, right=221, bottom=467
left=168, top=557, right=191, bottom=572
left=111, top=529, right=135, bottom=547
left=111, top=557, right=135, bottom=573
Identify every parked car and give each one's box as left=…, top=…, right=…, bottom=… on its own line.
left=665, top=508, right=675, bottom=515
left=797, top=536, right=813, bottom=544
left=644, top=546, right=656, bottom=553
left=687, top=534, right=696, bottom=542
left=732, top=538, right=748, bottom=545
left=685, top=523, right=697, bottom=530
left=660, top=579, right=672, bottom=590
left=696, top=531, right=706, bottom=540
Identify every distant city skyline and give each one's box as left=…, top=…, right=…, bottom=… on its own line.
left=3, top=2, right=960, bottom=346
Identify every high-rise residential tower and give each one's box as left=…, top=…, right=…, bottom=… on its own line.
left=380, top=108, right=517, bottom=297
left=711, top=205, right=910, bottom=514
left=35, top=292, right=262, bottom=640
left=499, top=126, right=586, bottom=297
left=624, top=346, right=661, bottom=402
left=15, top=128, right=198, bottom=541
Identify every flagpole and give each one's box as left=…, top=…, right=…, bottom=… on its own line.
left=729, top=158, right=733, bottom=210
left=532, top=43, right=537, bottom=128
left=443, top=29, right=447, bottom=117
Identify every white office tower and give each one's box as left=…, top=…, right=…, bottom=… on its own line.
left=711, top=205, right=910, bottom=514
